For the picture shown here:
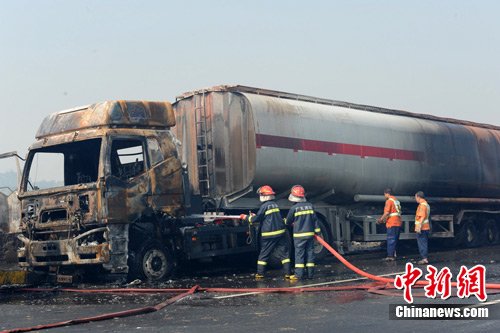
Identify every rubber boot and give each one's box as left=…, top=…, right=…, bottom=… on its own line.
left=307, top=267, right=314, bottom=279
left=283, top=262, right=291, bottom=279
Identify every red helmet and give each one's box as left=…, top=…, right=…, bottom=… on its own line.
left=290, top=185, right=305, bottom=198
left=257, top=185, right=275, bottom=196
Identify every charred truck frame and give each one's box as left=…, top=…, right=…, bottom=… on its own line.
left=17, top=85, right=500, bottom=281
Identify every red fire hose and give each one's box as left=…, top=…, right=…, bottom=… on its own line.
left=0, top=286, right=199, bottom=333
left=15, top=283, right=383, bottom=295
left=0, top=284, right=388, bottom=333
left=313, top=234, right=500, bottom=289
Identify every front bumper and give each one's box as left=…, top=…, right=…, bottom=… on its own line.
left=18, top=227, right=110, bottom=267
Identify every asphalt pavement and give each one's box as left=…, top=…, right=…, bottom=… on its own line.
left=1, top=242, right=500, bottom=333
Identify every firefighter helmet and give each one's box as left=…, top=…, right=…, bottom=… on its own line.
left=257, top=185, right=275, bottom=196
left=289, top=185, right=306, bottom=202
left=291, top=185, right=305, bottom=197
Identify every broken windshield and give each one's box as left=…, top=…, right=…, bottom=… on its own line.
left=24, top=139, right=102, bottom=191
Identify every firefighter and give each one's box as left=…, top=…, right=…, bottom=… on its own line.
left=285, top=185, right=321, bottom=280
left=376, top=188, right=402, bottom=261
left=240, top=185, right=291, bottom=279
left=414, top=191, right=430, bottom=265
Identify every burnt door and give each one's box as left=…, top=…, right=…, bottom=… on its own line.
left=146, top=137, right=184, bottom=216
left=105, top=137, right=152, bottom=224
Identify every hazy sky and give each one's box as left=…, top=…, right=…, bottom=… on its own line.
left=0, top=0, right=499, bottom=176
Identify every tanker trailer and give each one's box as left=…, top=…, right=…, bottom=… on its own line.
left=16, top=85, right=500, bottom=282
left=173, top=85, right=500, bottom=255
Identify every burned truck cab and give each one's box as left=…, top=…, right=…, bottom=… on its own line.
left=17, top=101, right=184, bottom=276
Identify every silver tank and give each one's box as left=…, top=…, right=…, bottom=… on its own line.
left=173, top=85, right=500, bottom=205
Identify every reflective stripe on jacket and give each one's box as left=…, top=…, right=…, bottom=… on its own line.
left=385, top=196, right=402, bottom=228
left=285, top=202, right=320, bottom=238
left=415, top=200, right=431, bottom=231
left=249, top=201, right=286, bottom=238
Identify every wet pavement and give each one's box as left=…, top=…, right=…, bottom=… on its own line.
left=1, top=243, right=500, bottom=332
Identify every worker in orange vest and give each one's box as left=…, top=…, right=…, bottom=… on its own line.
left=376, top=188, right=402, bottom=261
left=414, top=191, right=431, bottom=265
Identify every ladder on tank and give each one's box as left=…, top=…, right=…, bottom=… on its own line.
left=194, top=91, right=213, bottom=197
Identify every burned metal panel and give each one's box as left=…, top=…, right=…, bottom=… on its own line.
left=104, top=136, right=152, bottom=224
left=0, top=192, right=8, bottom=233
left=414, top=120, right=468, bottom=196
left=36, top=101, right=175, bottom=139
left=18, top=227, right=110, bottom=267
left=0, top=232, right=20, bottom=264
left=172, top=92, right=256, bottom=202
left=409, top=119, right=500, bottom=197
left=148, top=156, right=183, bottom=216
left=19, top=187, right=101, bottom=238
left=172, top=97, right=201, bottom=195
left=146, top=131, right=184, bottom=216
left=227, top=92, right=255, bottom=195
left=212, top=92, right=255, bottom=198
left=102, top=223, right=128, bottom=274
left=446, top=124, right=482, bottom=196
left=19, top=137, right=104, bottom=232
left=416, top=122, right=500, bottom=198
left=105, top=174, right=151, bottom=223
left=7, top=192, right=20, bottom=233
left=464, top=125, right=500, bottom=197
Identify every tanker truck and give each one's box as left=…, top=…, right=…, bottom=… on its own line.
left=16, top=85, right=500, bottom=282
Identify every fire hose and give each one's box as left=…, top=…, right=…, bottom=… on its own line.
left=0, top=286, right=200, bottom=333
left=3, top=235, right=500, bottom=332
left=314, top=235, right=500, bottom=289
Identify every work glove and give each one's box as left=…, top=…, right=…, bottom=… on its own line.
left=415, top=224, right=422, bottom=234
left=240, top=213, right=255, bottom=223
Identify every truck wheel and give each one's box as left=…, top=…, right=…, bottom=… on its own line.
left=460, top=221, right=479, bottom=248
left=131, top=242, right=174, bottom=282
left=313, top=218, right=332, bottom=261
left=485, top=220, right=500, bottom=245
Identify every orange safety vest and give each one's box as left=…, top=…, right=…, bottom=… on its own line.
left=384, top=196, right=402, bottom=228
left=415, top=200, right=430, bottom=231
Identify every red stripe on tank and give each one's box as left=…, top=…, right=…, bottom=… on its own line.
left=255, top=134, right=424, bottom=161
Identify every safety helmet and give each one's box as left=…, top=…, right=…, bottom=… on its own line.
left=257, top=185, right=275, bottom=196
left=289, top=185, right=306, bottom=202
left=291, top=185, right=305, bottom=197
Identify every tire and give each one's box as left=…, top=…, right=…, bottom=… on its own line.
left=485, top=220, right=500, bottom=245
left=313, top=218, right=332, bottom=261
left=129, top=241, right=174, bottom=282
left=458, top=221, right=479, bottom=248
